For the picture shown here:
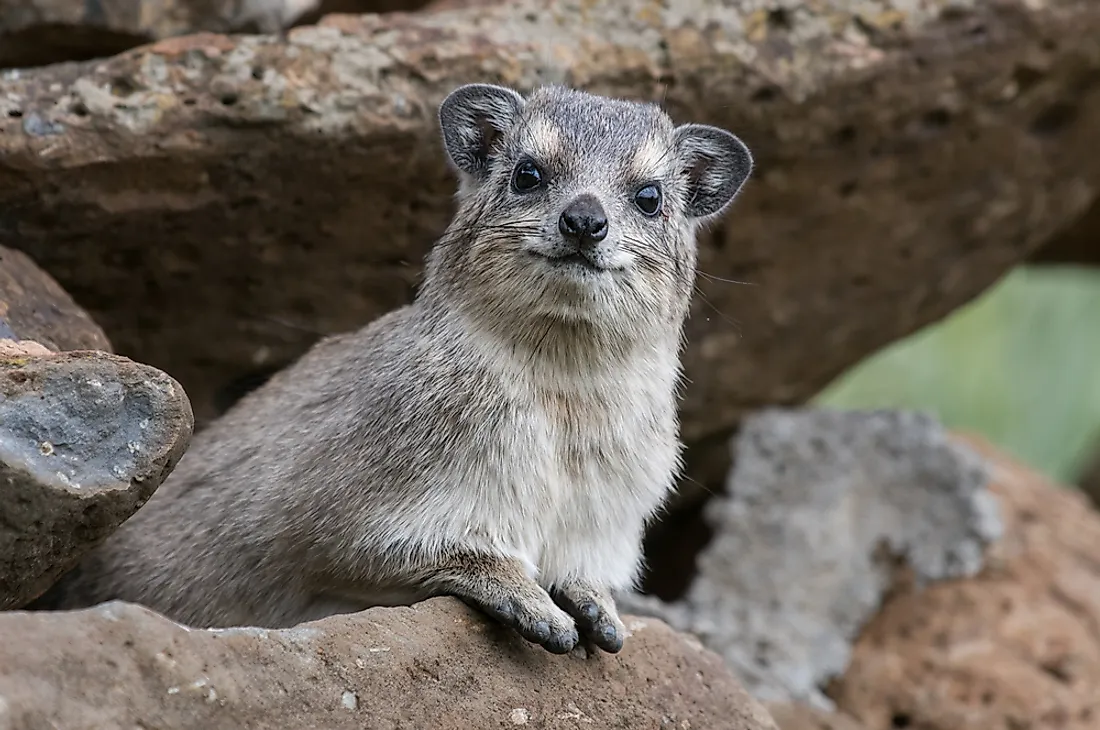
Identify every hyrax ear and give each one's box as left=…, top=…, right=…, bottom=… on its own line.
left=673, top=123, right=753, bottom=219
left=438, top=84, right=526, bottom=177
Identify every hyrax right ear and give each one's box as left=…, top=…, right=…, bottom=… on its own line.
left=438, top=84, right=526, bottom=177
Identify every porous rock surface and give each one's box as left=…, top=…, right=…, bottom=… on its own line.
left=1, top=1, right=1098, bottom=491
left=0, top=346, right=194, bottom=610
left=622, top=409, right=1003, bottom=709
left=0, top=597, right=779, bottom=730
left=0, top=0, right=318, bottom=68
left=0, top=245, right=111, bottom=352
left=830, top=435, right=1100, bottom=730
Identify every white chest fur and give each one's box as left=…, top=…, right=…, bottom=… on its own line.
left=443, top=345, right=683, bottom=592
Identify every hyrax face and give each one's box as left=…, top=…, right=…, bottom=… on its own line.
left=438, top=84, right=752, bottom=331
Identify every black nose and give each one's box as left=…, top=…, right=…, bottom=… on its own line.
left=558, top=194, right=608, bottom=244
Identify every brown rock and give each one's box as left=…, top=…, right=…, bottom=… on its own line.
left=1029, top=198, right=1100, bottom=267
left=0, top=350, right=193, bottom=610
left=830, top=434, right=1100, bottom=729
left=766, top=703, right=868, bottom=730
left=0, top=245, right=111, bottom=352
left=0, top=597, right=779, bottom=730
left=1, top=0, right=1099, bottom=492
left=0, top=338, right=54, bottom=359
left=1080, top=445, right=1100, bottom=508
left=0, top=0, right=318, bottom=68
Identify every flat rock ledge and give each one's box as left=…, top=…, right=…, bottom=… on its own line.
left=0, top=597, right=778, bottom=730
left=0, top=346, right=194, bottom=610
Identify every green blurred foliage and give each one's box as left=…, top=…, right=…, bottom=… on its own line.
left=815, top=265, right=1100, bottom=485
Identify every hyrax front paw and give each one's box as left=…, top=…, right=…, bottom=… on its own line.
left=551, top=580, right=626, bottom=654
left=477, top=591, right=580, bottom=655
left=427, top=552, right=580, bottom=654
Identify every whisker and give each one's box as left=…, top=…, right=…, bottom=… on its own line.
left=696, top=270, right=757, bottom=287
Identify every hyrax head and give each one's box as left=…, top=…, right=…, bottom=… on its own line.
left=435, top=83, right=752, bottom=334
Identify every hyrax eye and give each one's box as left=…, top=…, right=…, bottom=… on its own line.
left=634, top=184, right=662, bottom=216
left=511, top=160, right=544, bottom=193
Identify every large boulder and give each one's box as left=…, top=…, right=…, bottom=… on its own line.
left=1, top=0, right=1099, bottom=490
left=0, top=597, right=779, bottom=730
left=0, top=245, right=111, bottom=352
left=0, top=345, right=194, bottom=610
left=0, top=0, right=318, bottom=68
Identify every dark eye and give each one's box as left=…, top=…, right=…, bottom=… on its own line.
left=512, top=160, right=544, bottom=193
left=634, top=184, right=662, bottom=216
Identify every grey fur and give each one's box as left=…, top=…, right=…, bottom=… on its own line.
left=34, top=84, right=753, bottom=655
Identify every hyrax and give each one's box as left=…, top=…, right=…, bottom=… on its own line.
left=37, top=84, right=753, bottom=654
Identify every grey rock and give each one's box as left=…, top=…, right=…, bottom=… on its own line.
left=0, top=350, right=193, bottom=610
left=623, top=408, right=1002, bottom=709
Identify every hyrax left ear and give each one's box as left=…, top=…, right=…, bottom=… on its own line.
left=673, top=124, right=753, bottom=219
left=438, top=84, right=526, bottom=177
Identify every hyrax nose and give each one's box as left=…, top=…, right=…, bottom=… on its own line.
left=558, top=194, right=609, bottom=244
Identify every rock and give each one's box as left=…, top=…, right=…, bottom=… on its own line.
left=1029, top=199, right=1100, bottom=267
left=766, top=703, right=869, bottom=730
left=1080, top=445, right=1100, bottom=508
left=830, top=435, right=1100, bottom=730
left=0, top=350, right=193, bottom=610
left=0, top=245, right=111, bottom=353
left=0, top=0, right=318, bottom=68
left=0, top=597, right=779, bottom=730
left=1, top=1, right=1099, bottom=492
left=620, top=409, right=1003, bottom=709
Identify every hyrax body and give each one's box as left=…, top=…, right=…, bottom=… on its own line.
left=38, top=84, right=752, bottom=654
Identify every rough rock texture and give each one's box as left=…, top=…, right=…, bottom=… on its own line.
left=830, top=435, right=1100, bottom=730
left=0, top=597, right=779, bottom=730
left=621, top=409, right=1003, bottom=709
left=0, top=347, right=193, bottom=610
left=1, top=1, right=1099, bottom=487
left=0, top=245, right=111, bottom=352
left=0, top=0, right=318, bottom=68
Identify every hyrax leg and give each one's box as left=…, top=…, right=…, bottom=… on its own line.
left=423, top=552, right=580, bottom=654
left=551, top=579, right=626, bottom=654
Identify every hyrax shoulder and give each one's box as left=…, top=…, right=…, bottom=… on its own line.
left=38, top=83, right=753, bottom=655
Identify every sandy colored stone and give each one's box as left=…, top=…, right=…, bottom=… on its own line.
left=0, top=597, right=779, bottom=730
left=0, top=0, right=1099, bottom=493
left=0, top=0, right=317, bottom=68
left=0, top=351, right=194, bottom=610
left=0, top=245, right=111, bottom=353
left=766, top=703, right=869, bottom=730
left=0, top=338, right=53, bottom=359
left=830, top=434, right=1100, bottom=729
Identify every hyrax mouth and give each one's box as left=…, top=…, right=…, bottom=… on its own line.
left=544, top=251, right=604, bottom=271
left=530, top=250, right=611, bottom=275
